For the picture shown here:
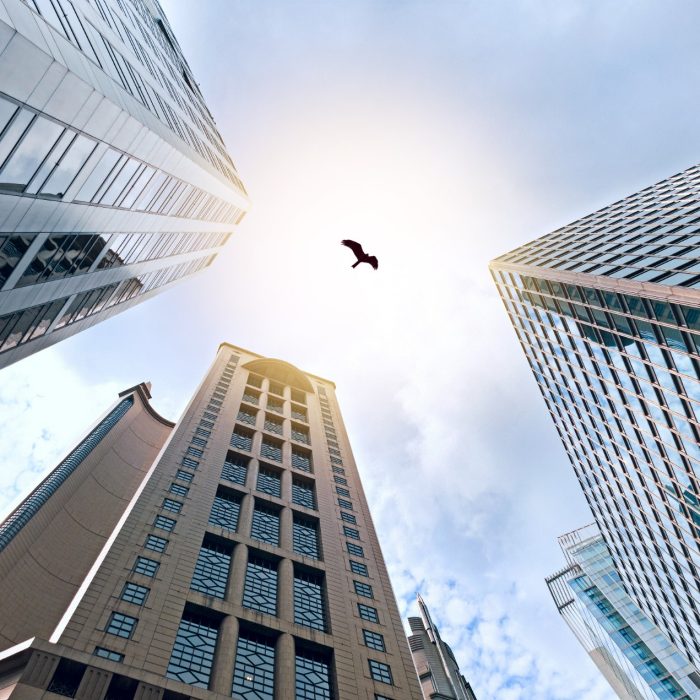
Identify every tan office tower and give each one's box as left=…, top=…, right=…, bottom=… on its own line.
left=0, top=343, right=422, bottom=700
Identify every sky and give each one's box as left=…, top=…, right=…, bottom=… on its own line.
left=4, top=1, right=700, bottom=698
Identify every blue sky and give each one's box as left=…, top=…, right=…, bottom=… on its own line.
left=3, top=1, right=700, bottom=698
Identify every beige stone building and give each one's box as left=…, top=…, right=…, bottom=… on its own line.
left=0, top=342, right=423, bottom=700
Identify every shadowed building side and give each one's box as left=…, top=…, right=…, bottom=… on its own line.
left=0, top=382, right=173, bottom=652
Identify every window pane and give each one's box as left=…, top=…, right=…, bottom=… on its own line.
left=25, top=129, right=73, bottom=194
left=256, top=467, right=281, bottom=497
left=232, top=633, right=275, bottom=700
left=190, top=542, right=231, bottom=599
left=293, top=517, right=319, bottom=559
left=294, top=572, right=325, bottom=631
left=209, top=492, right=240, bottom=531
left=222, top=454, right=248, bottom=485
left=296, top=649, right=332, bottom=700
left=242, top=557, right=278, bottom=615
left=75, top=147, right=121, bottom=201
left=251, top=505, right=280, bottom=546
left=0, top=109, right=33, bottom=169
left=166, top=615, right=218, bottom=689
left=40, top=133, right=96, bottom=197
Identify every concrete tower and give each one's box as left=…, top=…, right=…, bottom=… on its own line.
left=0, top=343, right=422, bottom=700
left=0, top=0, right=248, bottom=368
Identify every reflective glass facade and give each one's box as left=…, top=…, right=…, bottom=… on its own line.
left=0, top=0, right=248, bottom=367
left=491, top=167, right=700, bottom=670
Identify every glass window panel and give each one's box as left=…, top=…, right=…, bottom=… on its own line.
left=209, top=493, right=240, bottom=531
left=105, top=612, right=137, bottom=638
left=232, top=632, right=275, bottom=700
left=166, top=615, right=218, bottom=689
left=256, top=467, right=281, bottom=497
left=190, top=542, right=231, bottom=599
left=118, top=164, right=155, bottom=209
left=40, top=134, right=96, bottom=197
left=222, top=454, right=248, bottom=485
left=242, top=557, right=278, bottom=615
left=76, top=147, right=121, bottom=201
left=251, top=505, right=280, bottom=546
left=295, top=649, right=332, bottom=700
left=98, top=157, right=139, bottom=205
left=294, top=572, right=325, bottom=631
left=0, top=109, right=33, bottom=168
left=293, top=517, right=319, bottom=559
left=24, top=129, right=73, bottom=194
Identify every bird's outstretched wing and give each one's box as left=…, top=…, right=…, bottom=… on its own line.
left=367, top=255, right=378, bottom=270
left=341, top=239, right=365, bottom=259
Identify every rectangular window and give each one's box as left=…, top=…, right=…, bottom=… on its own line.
left=347, top=542, right=364, bottom=557
left=195, top=427, right=211, bottom=437
left=242, top=390, right=259, bottom=406
left=231, top=427, right=253, bottom=451
left=264, top=415, right=283, bottom=434
left=154, top=514, right=176, bottom=532
left=291, top=406, right=307, bottom=422
left=293, top=516, right=320, bottom=559
left=350, top=560, right=368, bottom=576
left=222, top=454, right=248, bottom=485
left=144, top=534, right=168, bottom=553
left=266, top=397, right=283, bottom=414
left=200, top=419, right=215, bottom=429
left=292, top=478, right=316, bottom=510
left=333, top=476, right=348, bottom=485
left=369, top=660, right=393, bottom=685
left=191, top=436, right=207, bottom=447
left=256, top=466, right=282, bottom=497
left=291, top=425, right=310, bottom=444
left=268, top=381, right=284, bottom=396
left=169, top=483, right=189, bottom=497
left=242, top=556, right=278, bottom=615
left=176, top=469, right=194, bottom=483
left=294, top=570, right=325, bottom=631
left=291, top=447, right=312, bottom=472
left=106, top=612, right=137, bottom=638
left=209, top=491, right=241, bottom=531
left=121, top=582, right=149, bottom=606
left=295, top=648, right=332, bottom=700
left=354, top=581, right=373, bottom=598
left=190, top=541, right=231, bottom=599
left=336, top=486, right=350, bottom=497
left=338, top=499, right=353, bottom=510
left=237, top=408, right=257, bottom=425
left=340, top=511, right=356, bottom=524
left=186, top=446, right=203, bottom=458
left=232, top=631, right=275, bottom=700
left=182, top=457, right=199, bottom=470
left=94, top=647, right=124, bottom=662
left=363, top=630, right=385, bottom=652
left=133, top=556, right=159, bottom=577
left=330, top=457, right=343, bottom=465
left=203, top=411, right=218, bottom=421
left=344, top=526, right=360, bottom=540
left=251, top=504, right=280, bottom=546
left=166, top=613, right=219, bottom=689
left=260, top=438, right=282, bottom=462
left=358, top=603, right=379, bottom=623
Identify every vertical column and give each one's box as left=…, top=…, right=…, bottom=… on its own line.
left=239, top=494, right=254, bottom=537
left=229, top=542, right=248, bottom=604
left=211, top=614, right=239, bottom=695
left=278, top=557, right=294, bottom=624
left=275, top=632, right=295, bottom=700
left=281, top=468, right=292, bottom=503
left=280, top=507, right=293, bottom=552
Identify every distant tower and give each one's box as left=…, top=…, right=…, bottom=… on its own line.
left=0, top=0, right=249, bottom=367
left=407, top=596, right=477, bottom=700
left=0, top=343, right=423, bottom=700
left=547, top=524, right=700, bottom=700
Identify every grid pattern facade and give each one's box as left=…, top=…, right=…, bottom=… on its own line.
left=491, top=166, right=700, bottom=670
left=166, top=615, right=218, bottom=689
left=0, top=0, right=248, bottom=368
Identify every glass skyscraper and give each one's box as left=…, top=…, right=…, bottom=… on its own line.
left=490, top=164, right=700, bottom=669
left=547, top=524, right=700, bottom=700
left=0, top=0, right=248, bottom=367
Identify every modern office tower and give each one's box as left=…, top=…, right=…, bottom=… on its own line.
left=547, top=524, right=700, bottom=700
left=407, top=596, right=477, bottom=700
left=490, top=164, right=700, bottom=670
left=0, top=343, right=423, bottom=700
left=0, top=0, right=248, bottom=368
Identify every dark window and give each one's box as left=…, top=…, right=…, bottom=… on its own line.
left=186, top=446, right=203, bottom=458
left=144, top=534, right=168, bottom=553
left=231, top=427, right=253, bottom=451
left=292, top=447, right=312, bottom=472
left=247, top=373, right=263, bottom=388
left=209, top=491, right=241, bottom=531
left=350, top=561, right=368, bottom=576
left=94, top=647, right=124, bottom=662
left=295, top=647, right=332, bottom=700
left=338, top=499, right=353, bottom=510
left=237, top=408, right=256, bottom=425
left=292, top=478, right=316, bottom=510
left=222, top=453, right=248, bottom=485
left=162, top=498, right=182, bottom=513
left=334, top=476, right=347, bottom=485
left=363, top=629, right=385, bottom=651
left=291, top=388, right=306, bottom=404
left=260, top=438, right=282, bottom=462
left=269, top=381, right=284, bottom=396
left=182, top=457, right=199, bottom=470
left=336, top=486, right=350, bottom=498
left=358, top=604, right=379, bottom=623
left=176, top=470, right=194, bottom=483
left=340, top=511, right=356, bottom=524
left=242, top=390, right=260, bottom=406
left=344, top=526, right=360, bottom=540
left=106, top=611, right=137, bottom=638
left=169, top=483, right=189, bottom=497
left=251, top=504, right=280, bottom=546
left=293, top=516, right=320, bottom=559
left=330, top=457, right=343, bottom=465
left=191, top=436, right=207, bottom=448
left=190, top=541, right=231, bottom=599
left=133, top=556, right=159, bottom=577
left=104, top=674, right=138, bottom=700
left=232, top=631, right=275, bottom=700
left=291, top=406, right=307, bottom=422
left=369, top=660, right=393, bottom=685
left=46, top=658, right=86, bottom=698
left=166, top=613, right=219, bottom=688
left=266, top=396, right=283, bottom=414
left=332, top=466, right=344, bottom=475
left=264, top=414, right=283, bottom=434
left=121, top=582, right=149, bottom=606
left=294, top=570, right=325, bottom=631
left=257, top=466, right=282, bottom=497
left=347, top=542, right=364, bottom=557
left=291, top=424, right=310, bottom=444
left=154, top=514, right=176, bottom=532
left=242, top=556, right=278, bottom=615
left=354, top=581, right=373, bottom=598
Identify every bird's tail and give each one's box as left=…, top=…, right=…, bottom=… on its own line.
left=352, top=261, right=360, bottom=268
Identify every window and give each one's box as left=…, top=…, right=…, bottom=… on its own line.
left=293, top=516, right=320, bottom=559
left=251, top=504, right=280, bottom=546
left=350, top=561, right=368, bottom=576
left=232, top=631, right=275, bottom=700
left=94, top=647, right=124, bottom=662
left=294, top=570, right=325, bottom=631
left=291, top=388, right=306, bottom=404
left=222, top=453, right=248, bottom=485
left=186, top=446, right=203, bottom=458
left=338, top=499, right=353, bottom=510
left=190, top=541, right=231, bottom=599
left=242, top=390, right=259, bottom=406
left=266, top=396, right=283, bottom=414
left=336, top=486, right=350, bottom=498
left=47, top=658, right=86, bottom=698
left=104, top=673, right=138, bottom=700
left=344, top=526, right=360, bottom=540
left=144, top=534, right=168, bottom=553
left=358, top=603, right=379, bottom=623
left=291, top=406, right=307, bottom=422
left=291, top=424, right=310, bottom=444
left=200, top=419, right=215, bottom=429
left=292, top=447, right=312, bottom=472
left=332, top=467, right=344, bottom=476
left=209, top=491, right=241, bottom=531
left=195, top=427, right=211, bottom=437
left=369, top=660, right=393, bottom=685
left=334, top=476, right=347, bottom=485
left=340, top=511, right=356, bottom=524
left=121, top=582, right=149, bottom=606
left=237, top=408, right=256, bottom=425
left=166, top=613, right=219, bottom=689
left=296, top=648, right=332, bottom=700
left=106, top=612, right=137, bottom=638
left=330, top=457, right=343, bottom=465
left=169, top=483, right=189, bottom=497
left=354, top=581, right=373, bottom=598
left=133, top=556, right=159, bottom=577
left=163, top=498, right=182, bottom=513
left=182, top=457, right=199, bottom=470
left=329, top=448, right=341, bottom=456
left=154, top=514, right=176, bottom=532
left=264, top=415, right=283, bottom=434
left=260, top=438, right=282, bottom=462
left=360, top=631, right=384, bottom=654
left=231, top=427, right=253, bottom=451
left=269, top=380, right=284, bottom=396
left=247, top=373, right=263, bottom=388
left=175, top=469, right=194, bottom=483
left=191, top=436, right=207, bottom=447
left=347, top=542, right=364, bottom=557
left=257, top=466, right=282, bottom=497
left=203, top=411, right=218, bottom=421
left=242, top=556, right=278, bottom=615
left=292, top=478, right=316, bottom=510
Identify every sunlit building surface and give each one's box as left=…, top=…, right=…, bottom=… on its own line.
left=547, top=524, right=700, bottom=700
left=408, top=596, right=477, bottom=700
left=490, top=164, right=700, bottom=671
left=0, top=343, right=422, bottom=700
left=0, top=0, right=248, bottom=367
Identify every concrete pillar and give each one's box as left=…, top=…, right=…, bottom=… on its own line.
left=278, top=558, right=294, bottom=624
left=210, top=614, right=239, bottom=696
left=239, top=494, right=254, bottom=538
left=274, top=632, right=295, bottom=700
left=228, top=542, right=248, bottom=605
left=280, top=507, right=293, bottom=552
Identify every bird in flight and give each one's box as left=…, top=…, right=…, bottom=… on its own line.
left=341, top=239, right=378, bottom=270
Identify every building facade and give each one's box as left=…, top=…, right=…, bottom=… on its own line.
left=547, top=524, right=700, bottom=700
left=0, top=0, right=248, bottom=368
left=490, top=164, right=700, bottom=670
left=0, top=343, right=422, bottom=700
left=407, top=596, right=477, bottom=700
